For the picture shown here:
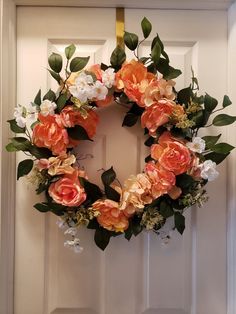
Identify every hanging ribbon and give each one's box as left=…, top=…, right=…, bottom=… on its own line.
left=116, top=8, right=125, bottom=48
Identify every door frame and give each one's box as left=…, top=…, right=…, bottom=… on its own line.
left=1, top=1, right=236, bottom=313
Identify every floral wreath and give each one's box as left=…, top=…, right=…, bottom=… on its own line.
left=7, top=18, right=236, bottom=252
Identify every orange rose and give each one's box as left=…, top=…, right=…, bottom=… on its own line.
left=48, top=169, right=86, bottom=207
left=59, top=106, right=99, bottom=139
left=32, top=113, right=69, bottom=155
left=92, top=199, right=129, bottom=232
left=151, top=132, right=192, bottom=175
left=115, top=60, right=155, bottom=106
left=141, top=100, right=174, bottom=137
left=145, top=162, right=176, bottom=198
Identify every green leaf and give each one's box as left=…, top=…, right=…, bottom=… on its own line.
left=141, top=17, right=152, bottom=39
left=204, top=93, right=218, bottom=112
left=139, top=57, right=150, bottom=64
left=132, top=216, right=143, bottom=236
left=159, top=201, right=174, bottom=218
left=122, top=113, right=139, bottom=127
left=70, top=56, right=90, bottom=72
left=223, top=95, right=232, bottom=108
left=79, top=178, right=102, bottom=203
left=34, top=89, right=41, bottom=105
left=43, top=89, right=56, bottom=102
left=104, top=185, right=120, bottom=202
left=101, top=63, right=109, bottom=71
left=67, top=125, right=92, bottom=141
left=48, top=52, right=63, bottom=73
left=34, top=203, right=50, bottom=213
left=17, top=159, right=33, bottom=180
left=101, top=167, right=116, bottom=186
left=110, top=46, right=126, bottom=69
left=192, top=110, right=211, bottom=128
left=7, top=119, right=25, bottom=133
left=144, top=136, right=155, bottom=147
left=151, top=42, right=161, bottom=65
left=145, top=154, right=153, bottom=163
left=213, top=114, right=236, bottom=126
left=163, top=66, right=182, bottom=80
left=28, top=146, right=51, bottom=159
left=147, top=62, right=157, bottom=74
left=124, top=31, right=139, bottom=51
left=65, top=44, right=76, bottom=60
left=157, top=58, right=181, bottom=79
left=204, top=152, right=230, bottom=164
left=87, top=219, right=100, bottom=230
left=94, top=228, right=111, bottom=250
left=5, top=142, right=18, bottom=152
left=48, top=69, right=62, bottom=84
left=176, top=174, right=196, bottom=193
left=177, top=87, right=192, bottom=105
left=174, top=212, right=185, bottom=235
left=211, top=143, right=234, bottom=154
left=48, top=202, right=66, bottom=216
left=11, top=137, right=31, bottom=151
left=202, top=134, right=221, bottom=149
left=56, top=93, right=67, bottom=111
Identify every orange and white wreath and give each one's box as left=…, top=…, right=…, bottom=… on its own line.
left=7, top=18, right=236, bottom=251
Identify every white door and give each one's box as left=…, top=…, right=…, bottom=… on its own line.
left=15, top=7, right=228, bottom=314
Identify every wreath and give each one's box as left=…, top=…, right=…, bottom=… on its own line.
left=7, top=18, right=236, bottom=252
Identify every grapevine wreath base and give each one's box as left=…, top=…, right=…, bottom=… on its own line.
left=7, top=18, right=236, bottom=251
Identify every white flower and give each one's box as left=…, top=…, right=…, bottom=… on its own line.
left=69, top=72, right=94, bottom=103
left=15, top=116, right=27, bottom=128
left=92, top=81, right=108, bottom=100
left=200, top=160, right=219, bottom=181
left=26, top=103, right=38, bottom=125
left=186, top=137, right=206, bottom=153
left=64, top=227, right=78, bottom=237
left=40, top=99, right=57, bottom=116
left=75, top=72, right=93, bottom=85
left=64, top=238, right=83, bottom=253
left=56, top=219, right=66, bottom=229
left=14, top=103, right=37, bottom=128
left=102, top=68, right=115, bottom=88
left=14, top=104, right=26, bottom=127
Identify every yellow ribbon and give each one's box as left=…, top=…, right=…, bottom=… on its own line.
left=116, top=8, right=125, bottom=48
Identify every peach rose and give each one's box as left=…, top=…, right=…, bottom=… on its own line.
left=115, top=60, right=155, bottom=106
left=88, top=64, right=103, bottom=81
left=92, top=199, right=129, bottom=232
left=141, top=100, right=174, bottom=137
left=151, top=132, right=192, bottom=175
left=37, top=154, right=76, bottom=176
left=141, top=79, right=176, bottom=107
left=96, top=94, right=114, bottom=107
left=120, top=173, right=153, bottom=214
left=59, top=106, right=99, bottom=139
left=32, top=113, right=69, bottom=155
left=48, top=169, right=86, bottom=207
left=145, top=162, right=176, bottom=198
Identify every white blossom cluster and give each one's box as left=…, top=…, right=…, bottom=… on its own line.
left=14, top=99, right=58, bottom=128
left=187, top=137, right=219, bottom=182
left=69, top=68, right=115, bottom=103
left=14, top=103, right=38, bottom=128
left=56, top=220, right=83, bottom=254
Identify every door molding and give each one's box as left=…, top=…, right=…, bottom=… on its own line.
left=1, top=1, right=236, bottom=314
left=227, top=4, right=236, bottom=314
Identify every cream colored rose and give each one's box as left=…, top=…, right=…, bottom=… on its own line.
left=120, top=173, right=153, bottom=214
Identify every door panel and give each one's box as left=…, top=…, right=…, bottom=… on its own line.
left=15, top=7, right=228, bottom=314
